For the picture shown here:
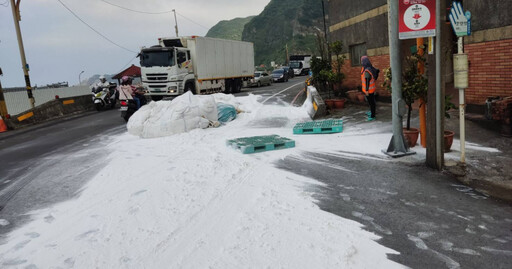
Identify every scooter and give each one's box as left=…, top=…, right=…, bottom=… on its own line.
left=119, top=86, right=147, bottom=122
left=91, top=84, right=118, bottom=111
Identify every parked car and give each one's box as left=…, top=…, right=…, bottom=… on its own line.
left=248, top=71, right=273, bottom=87
left=272, top=69, right=289, bottom=82
left=282, top=66, right=295, bottom=78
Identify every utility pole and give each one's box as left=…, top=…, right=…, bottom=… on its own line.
left=435, top=0, right=443, bottom=168
left=321, top=0, right=331, bottom=64
left=10, top=0, right=35, bottom=108
left=172, top=9, right=179, bottom=37
left=285, top=44, right=289, bottom=66
left=383, top=0, right=414, bottom=158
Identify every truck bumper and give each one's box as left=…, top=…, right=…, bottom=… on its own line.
left=144, top=82, right=182, bottom=96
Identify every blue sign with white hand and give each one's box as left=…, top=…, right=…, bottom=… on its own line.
left=449, top=1, right=471, bottom=37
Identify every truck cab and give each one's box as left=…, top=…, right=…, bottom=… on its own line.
left=140, top=39, right=194, bottom=100
left=289, top=55, right=312, bottom=76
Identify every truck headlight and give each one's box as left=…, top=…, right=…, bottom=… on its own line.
left=168, top=86, right=178, bottom=93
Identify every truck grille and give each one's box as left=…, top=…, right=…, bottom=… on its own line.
left=148, top=85, right=167, bottom=88
left=146, top=73, right=168, bottom=81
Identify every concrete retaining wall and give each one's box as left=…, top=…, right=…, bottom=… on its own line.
left=5, top=95, right=94, bottom=130
left=4, top=86, right=90, bottom=115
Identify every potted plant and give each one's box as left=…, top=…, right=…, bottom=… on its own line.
left=444, top=95, right=457, bottom=152
left=382, top=54, right=428, bottom=147
left=329, top=41, right=347, bottom=109
left=311, top=40, right=347, bottom=110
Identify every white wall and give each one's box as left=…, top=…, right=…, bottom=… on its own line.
left=4, top=86, right=91, bottom=115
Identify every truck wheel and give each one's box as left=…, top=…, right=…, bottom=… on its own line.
left=224, top=80, right=232, bottom=94
left=185, top=82, right=195, bottom=94
left=233, top=79, right=242, bottom=93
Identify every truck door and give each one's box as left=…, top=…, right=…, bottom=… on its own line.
left=177, top=50, right=191, bottom=75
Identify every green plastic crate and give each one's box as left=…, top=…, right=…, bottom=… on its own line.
left=227, top=135, right=295, bottom=154
left=293, top=119, right=343, bottom=134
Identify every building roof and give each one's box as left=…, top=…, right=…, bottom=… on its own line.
left=113, top=65, right=141, bottom=79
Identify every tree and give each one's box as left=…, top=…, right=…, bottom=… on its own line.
left=329, top=41, right=346, bottom=96
left=382, top=53, right=428, bottom=130
left=310, top=39, right=346, bottom=99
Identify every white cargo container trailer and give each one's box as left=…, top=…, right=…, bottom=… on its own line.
left=140, top=36, right=254, bottom=100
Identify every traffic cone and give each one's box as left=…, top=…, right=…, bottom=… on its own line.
left=0, top=115, right=7, bottom=133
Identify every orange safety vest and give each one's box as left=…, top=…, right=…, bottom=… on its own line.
left=361, top=68, right=376, bottom=94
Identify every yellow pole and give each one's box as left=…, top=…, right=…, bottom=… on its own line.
left=417, top=38, right=427, bottom=148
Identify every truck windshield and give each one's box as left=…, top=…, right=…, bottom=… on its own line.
left=140, top=51, right=175, bottom=67
left=290, top=62, right=302, bottom=69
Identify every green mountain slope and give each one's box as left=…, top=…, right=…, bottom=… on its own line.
left=206, top=16, right=255, bottom=41
left=242, top=0, right=324, bottom=67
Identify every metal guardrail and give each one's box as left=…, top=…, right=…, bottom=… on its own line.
left=3, top=86, right=91, bottom=115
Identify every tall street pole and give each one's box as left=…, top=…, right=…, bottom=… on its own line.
left=79, top=70, right=84, bottom=85
left=321, top=0, right=331, bottom=64
left=383, top=0, right=413, bottom=157
left=172, top=9, right=179, bottom=37
left=10, top=0, right=35, bottom=108
left=435, top=0, right=443, bottom=168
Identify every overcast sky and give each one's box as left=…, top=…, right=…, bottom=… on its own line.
left=0, top=0, right=270, bottom=87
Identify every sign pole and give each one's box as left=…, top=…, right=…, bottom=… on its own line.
left=449, top=2, right=470, bottom=164
left=383, top=0, right=413, bottom=158
left=458, top=37, right=466, bottom=163
left=435, top=0, right=442, bottom=169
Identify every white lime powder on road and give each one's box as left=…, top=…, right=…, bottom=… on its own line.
left=1, top=93, right=496, bottom=268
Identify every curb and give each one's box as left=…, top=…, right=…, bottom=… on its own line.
left=445, top=164, right=512, bottom=204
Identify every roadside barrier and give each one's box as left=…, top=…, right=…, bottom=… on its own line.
left=3, top=86, right=90, bottom=115
left=0, top=115, right=7, bottom=133
left=4, top=95, right=94, bottom=130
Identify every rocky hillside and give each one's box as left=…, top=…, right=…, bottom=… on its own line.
left=241, top=0, right=324, bottom=67
left=206, top=16, right=255, bottom=41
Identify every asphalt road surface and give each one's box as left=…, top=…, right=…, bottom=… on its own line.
left=0, top=77, right=306, bottom=236
left=0, top=110, right=126, bottom=235
left=1, top=77, right=510, bottom=268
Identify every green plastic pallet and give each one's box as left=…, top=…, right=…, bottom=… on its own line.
left=293, top=119, right=343, bottom=134
left=227, top=135, right=295, bottom=154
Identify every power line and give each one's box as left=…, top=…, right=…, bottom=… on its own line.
left=101, top=0, right=172, bottom=14
left=100, top=0, right=210, bottom=31
left=56, top=0, right=137, bottom=53
left=117, top=54, right=139, bottom=74
left=176, top=13, right=210, bottom=30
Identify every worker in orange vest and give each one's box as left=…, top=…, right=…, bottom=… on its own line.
left=361, top=56, right=379, bottom=121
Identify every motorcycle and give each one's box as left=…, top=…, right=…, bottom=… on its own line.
left=119, top=85, right=147, bottom=122
left=91, top=83, right=118, bottom=111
